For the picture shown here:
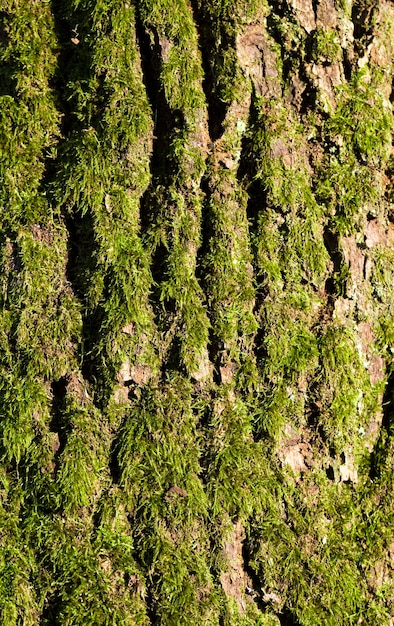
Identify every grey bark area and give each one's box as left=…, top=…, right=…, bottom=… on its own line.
left=0, top=0, right=393, bottom=624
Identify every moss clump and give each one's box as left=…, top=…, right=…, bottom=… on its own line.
left=116, top=375, right=220, bottom=625
left=316, top=70, right=392, bottom=234
left=312, top=28, right=342, bottom=64
left=313, top=325, right=374, bottom=452
left=52, top=1, right=158, bottom=400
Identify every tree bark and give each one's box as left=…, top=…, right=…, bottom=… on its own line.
left=0, top=0, right=393, bottom=624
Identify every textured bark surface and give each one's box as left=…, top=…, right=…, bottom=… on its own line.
left=0, top=0, right=393, bottom=624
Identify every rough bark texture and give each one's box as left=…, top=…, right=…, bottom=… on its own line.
left=0, top=0, right=393, bottom=624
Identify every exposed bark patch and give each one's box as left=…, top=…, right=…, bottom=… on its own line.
left=365, top=219, right=391, bottom=249
left=118, top=359, right=152, bottom=387
left=358, top=321, right=385, bottom=385
left=190, top=347, right=212, bottom=383
left=220, top=520, right=255, bottom=614
left=66, top=372, right=90, bottom=404
left=339, top=451, right=358, bottom=483
left=278, top=424, right=313, bottom=476
left=315, top=0, right=337, bottom=30
left=30, top=223, right=54, bottom=244
left=368, top=539, right=394, bottom=593
left=219, top=363, right=238, bottom=385
left=236, top=23, right=266, bottom=95
left=164, top=484, right=188, bottom=502
left=308, top=60, right=343, bottom=111
left=288, top=0, right=316, bottom=34
left=3, top=239, right=22, bottom=274
left=340, top=235, right=366, bottom=303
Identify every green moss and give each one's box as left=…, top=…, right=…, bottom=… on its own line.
left=312, top=28, right=342, bottom=64
left=330, top=73, right=392, bottom=167
left=191, top=0, right=259, bottom=110
left=144, top=181, right=210, bottom=377
left=115, top=375, right=220, bottom=624
left=52, top=1, right=159, bottom=401
left=316, top=70, right=392, bottom=234
left=248, top=98, right=329, bottom=285
left=139, top=0, right=206, bottom=118
left=247, top=472, right=394, bottom=625
left=314, top=325, right=374, bottom=453
left=0, top=2, right=59, bottom=230
left=203, top=180, right=257, bottom=353
left=372, top=243, right=394, bottom=372
left=0, top=0, right=393, bottom=623
left=316, top=158, right=377, bottom=235
left=9, top=227, right=81, bottom=380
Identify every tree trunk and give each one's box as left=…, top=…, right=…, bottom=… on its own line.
left=0, top=0, right=393, bottom=624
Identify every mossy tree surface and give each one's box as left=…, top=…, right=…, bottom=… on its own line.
left=0, top=0, right=394, bottom=624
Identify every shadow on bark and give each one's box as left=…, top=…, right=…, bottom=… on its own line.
left=370, top=368, right=394, bottom=479
left=189, top=0, right=236, bottom=141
